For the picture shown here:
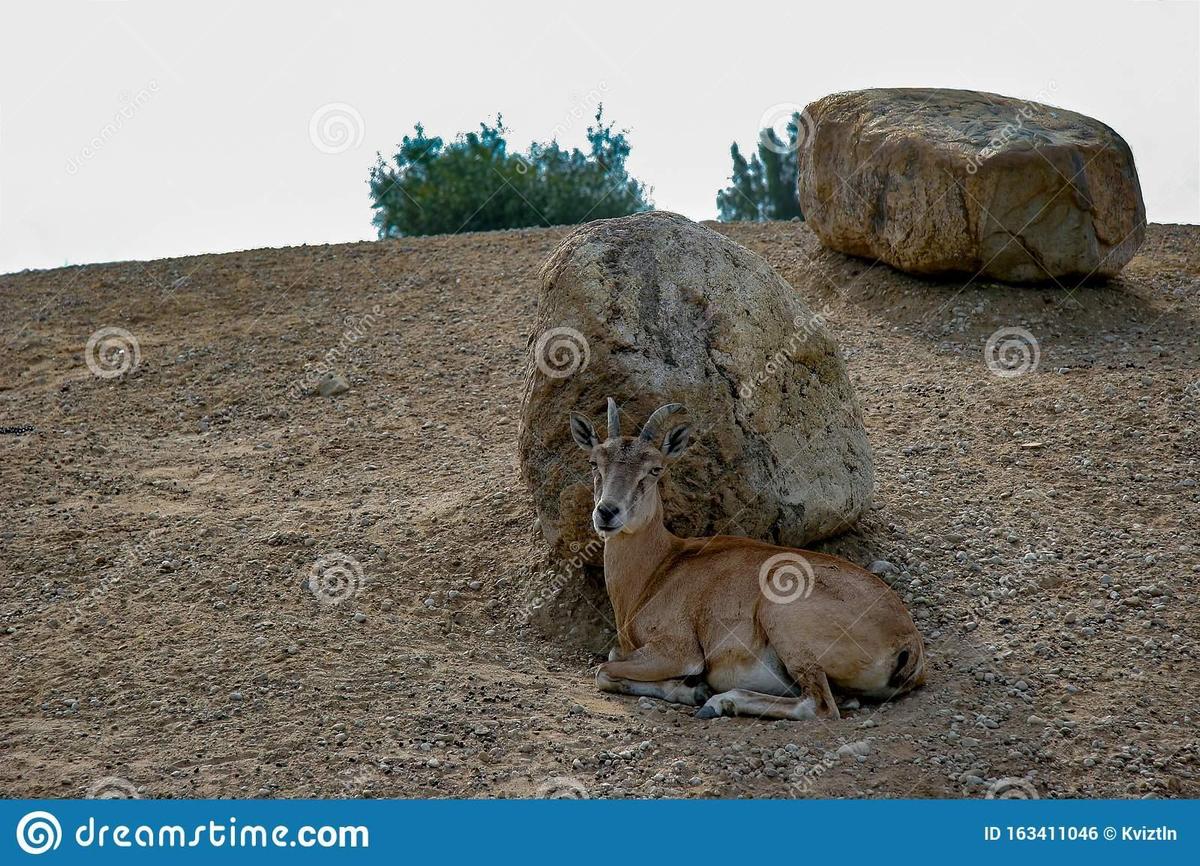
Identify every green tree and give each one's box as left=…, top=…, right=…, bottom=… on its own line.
left=716, top=144, right=767, bottom=221
left=716, top=115, right=804, bottom=222
left=369, top=109, right=652, bottom=237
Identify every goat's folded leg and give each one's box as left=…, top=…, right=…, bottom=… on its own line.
left=595, top=671, right=711, bottom=705
left=595, top=641, right=709, bottom=706
left=695, top=688, right=821, bottom=721
left=694, top=656, right=839, bottom=721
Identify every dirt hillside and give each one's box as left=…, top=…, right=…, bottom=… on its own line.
left=1, top=220, right=1197, bottom=799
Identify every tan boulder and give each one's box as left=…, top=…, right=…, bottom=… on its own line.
left=517, top=211, right=874, bottom=571
left=797, top=88, right=1146, bottom=283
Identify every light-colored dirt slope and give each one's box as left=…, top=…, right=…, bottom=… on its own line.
left=0, top=221, right=1197, bottom=799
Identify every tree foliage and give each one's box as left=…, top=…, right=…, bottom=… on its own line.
left=369, top=109, right=652, bottom=237
left=716, top=116, right=804, bottom=222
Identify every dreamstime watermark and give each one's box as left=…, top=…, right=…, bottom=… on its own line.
left=985, top=326, right=1040, bottom=378
left=15, top=810, right=368, bottom=852
left=965, top=82, right=1058, bottom=175
left=66, top=81, right=159, bottom=175
left=788, top=749, right=838, bottom=797
left=758, top=552, right=816, bottom=604
left=534, top=326, right=590, bottom=378
left=739, top=307, right=832, bottom=399
left=309, top=102, right=365, bottom=154
left=307, top=552, right=365, bottom=605
left=86, top=776, right=142, bottom=799
left=986, top=776, right=1040, bottom=799
left=85, top=327, right=141, bottom=379
left=16, top=811, right=61, bottom=855
left=524, top=538, right=603, bottom=619
left=758, top=103, right=815, bottom=155
left=505, top=84, right=611, bottom=177
left=553, top=82, right=609, bottom=142
left=536, top=775, right=589, bottom=798
left=287, top=305, right=384, bottom=400
left=70, top=572, right=121, bottom=624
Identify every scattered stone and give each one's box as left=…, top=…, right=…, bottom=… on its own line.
left=836, top=740, right=871, bottom=760
left=317, top=372, right=351, bottom=397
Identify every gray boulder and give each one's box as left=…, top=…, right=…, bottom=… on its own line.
left=517, top=211, right=874, bottom=570
left=798, top=88, right=1146, bottom=283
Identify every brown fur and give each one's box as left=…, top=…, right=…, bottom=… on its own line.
left=571, top=401, right=926, bottom=721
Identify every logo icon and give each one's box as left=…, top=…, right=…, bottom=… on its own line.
left=86, top=776, right=141, bottom=799
left=307, top=551, right=365, bottom=605
left=85, top=327, right=141, bottom=379
left=986, top=777, right=1040, bottom=799
left=534, top=327, right=590, bottom=379
left=536, top=776, right=589, bottom=798
left=16, top=811, right=62, bottom=855
left=985, top=327, right=1040, bottom=378
left=757, top=103, right=815, bottom=155
left=758, top=552, right=816, bottom=604
left=309, top=102, right=365, bottom=154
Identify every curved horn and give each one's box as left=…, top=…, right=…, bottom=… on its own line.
left=607, top=397, right=620, bottom=439
left=639, top=402, right=685, bottom=442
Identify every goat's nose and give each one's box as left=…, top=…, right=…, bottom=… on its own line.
left=595, top=502, right=621, bottom=523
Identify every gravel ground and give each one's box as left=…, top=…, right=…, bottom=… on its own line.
left=1, top=220, right=1197, bottom=799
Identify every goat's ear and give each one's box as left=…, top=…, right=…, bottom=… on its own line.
left=661, top=423, right=691, bottom=459
left=569, top=412, right=599, bottom=450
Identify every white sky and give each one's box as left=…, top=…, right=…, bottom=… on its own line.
left=1, top=0, right=1197, bottom=274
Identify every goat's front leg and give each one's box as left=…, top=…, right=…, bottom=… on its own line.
left=595, top=643, right=710, bottom=706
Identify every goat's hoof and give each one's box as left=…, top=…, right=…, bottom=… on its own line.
left=694, top=705, right=719, bottom=720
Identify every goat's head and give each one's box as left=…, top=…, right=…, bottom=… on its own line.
left=569, top=398, right=691, bottom=538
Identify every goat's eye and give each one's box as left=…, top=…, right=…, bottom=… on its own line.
left=649, top=467, right=663, bottom=477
